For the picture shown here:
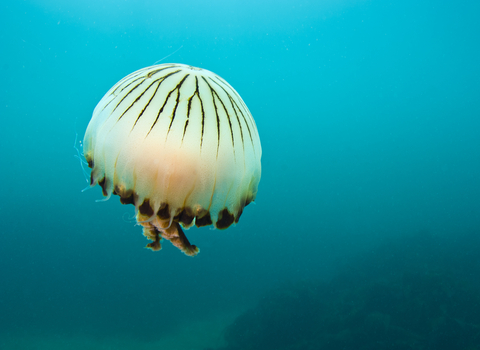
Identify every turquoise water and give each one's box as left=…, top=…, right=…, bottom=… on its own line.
left=1, top=0, right=479, bottom=349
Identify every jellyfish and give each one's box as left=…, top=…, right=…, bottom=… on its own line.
left=83, top=63, right=261, bottom=256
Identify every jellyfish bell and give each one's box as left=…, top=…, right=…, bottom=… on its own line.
left=83, top=63, right=261, bottom=256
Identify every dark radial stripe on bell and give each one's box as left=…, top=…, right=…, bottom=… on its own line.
left=115, top=65, right=175, bottom=97
left=109, top=79, right=145, bottom=116
left=118, top=70, right=182, bottom=123
left=113, top=65, right=154, bottom=89
left=102, top=76, right=141, bottom=111
left=234, top=102, right=255, bottom=150
left=183, top=97, right=192, bottom=143
left=116, top=81, right=150, bottom=122
left=183, top=76, right=201, bottom=143
left=104, top=65, right=175, bottom=113
left=207, top=78, right=235, bottom=156
left=114, top=72, right=145, bottom=94
left=145, top=65, right=174, bottom=79
left=210, top=78, right=246, bottom=153
left=148, top=88, right=175, bottom=134
left=167, top=73, right=190, bottom=136
left=201, top=77, right=222, bottom=158
left=197, top=77, right=206, bottom=147
left=210, top=77, right=254, bottom=152
left=131, top=79, right=163, bottom=130
left=111, top=74, right=140, bottom=94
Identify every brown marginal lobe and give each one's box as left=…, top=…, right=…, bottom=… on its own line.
left=120, top=192, right=134, bottom=205
left=138, top=199, right=154, bottom=217
left=216, top=208, right=235, bottom=229
left=175, top=207, right=195, bottom=226
left=234, top=208, right=243, bottom=223
left=195, top=212, right=212, bottom=227
left=114, top=186, right=135, bottom=205
left=98, top=177, right=108, bottom=196
left=157, top=203, right=170, bottom=220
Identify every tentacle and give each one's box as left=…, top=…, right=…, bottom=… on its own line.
left=158, top=222, right=199, bottom=257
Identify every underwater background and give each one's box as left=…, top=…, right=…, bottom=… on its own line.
left=1, top=0, right=479, bottom=349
